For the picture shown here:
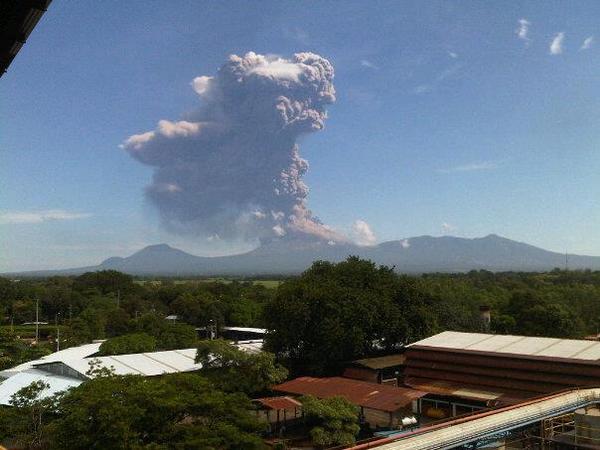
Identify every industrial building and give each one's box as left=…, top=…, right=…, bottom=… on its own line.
left=0, top=339, right=262, bottom=405
left=404, top=331, right=600, bottom=407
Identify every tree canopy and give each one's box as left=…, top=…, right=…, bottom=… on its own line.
left=195, top=339, right=288, bottom=394
left=47, top=373, right=266, bottom=450
left=264, top=257, right=438, bottom=375
left=300, top=395, right=360, bottom=448
left=98, top=332, right=157, bottom=356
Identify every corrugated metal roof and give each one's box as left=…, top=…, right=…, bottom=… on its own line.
left=0, top=342, right=102, bottom=379
left=254, top=396, right=302, bottom=410
left=410, top=331, right=600, bottom=362
left=40, top=347, right=203, bottom=378
left=0, top=369, right=81, bottom=405
left=353, top=354, right=406, bottom=370
left=274, top=377, right=426, bottom=412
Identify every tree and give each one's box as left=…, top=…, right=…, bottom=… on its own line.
left=47, top=373, right=266, bottom=450
left=157, top=323, right=198, bottom=350
left=0, top=329, right=51, bottom=370
left=72, top=270, right=135, bottom=296
left=504, top=290, right=585, bottom=337
left=264, top=257, right=436, bottom=375
left=300, top=395, right=360, bottom=448
left=98, top=333, right=157, bottom=356
left=195, top=339, right=288, bottom=394
left=0, top=381, right=58, bottom=449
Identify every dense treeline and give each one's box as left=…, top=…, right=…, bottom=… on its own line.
left=1, top=264, right=598, bottom=356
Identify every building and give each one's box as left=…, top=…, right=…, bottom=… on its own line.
left=0, top=339, right=261, bottom=405
left=404, top=331, right=600, bottom=410
left=343, top=354, right=406, bottom=386
left=252, top=396, right=303, bottom=432
left=274, top=376, right=426, bottom=429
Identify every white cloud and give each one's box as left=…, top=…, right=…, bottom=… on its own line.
left=437, top=161, right=499, bottom=173
left=400, top=239, right=410, bottom=249
left=0, top=210, right=92, bottom=225
left=581, top=36, right=594, bottom=51
left=516, top=18, right=531, bottom=44
left=120, top=120, right=202, bottom=150
left=191, top=75, right=215, bottom=97
left=351, top=220, right=377, bottom=246
left=360, top=59, right=378, bottom=70
left=441, top=222, right=457, bottom=234
left=272, top=224, right=286, bottom=236
left=247, top=56, right=302, bottom=81
left=550, top=32, right=565, bottom=55
left=448, top=51, right=458, bottom=59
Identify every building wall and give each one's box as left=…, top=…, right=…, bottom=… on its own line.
left=343, top=367, right=378, bottom=383
left=405, top=347, right=600, bottom=397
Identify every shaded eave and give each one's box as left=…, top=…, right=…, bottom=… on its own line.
left=0, top=0, right=52, bottom=77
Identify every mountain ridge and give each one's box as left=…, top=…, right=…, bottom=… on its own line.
left=7, top=234, right=600, bottom=277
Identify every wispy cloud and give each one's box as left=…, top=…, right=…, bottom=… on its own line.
left=437, top=161, right=499, bottom=174
left=448, top=51, right=458, bottom=59
left=580, top=36, right=594, bottom=51
left=0, top=210, right=92, bottom=225
left=516, top=18, right=531, bottom=44
left=414, top=63, right=462, bottom=95
left=550, top=32, right=565, bottom=55
left=282, top=27, right=309, bottom=45
left=360, top=59, right=378, bottom=70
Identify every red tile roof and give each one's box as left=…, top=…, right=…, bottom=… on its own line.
left=274, top=377, right=426, bottom=413
left=254, top=396, right=302, bottom=410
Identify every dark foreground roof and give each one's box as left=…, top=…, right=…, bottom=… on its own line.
left=274, top=376, right=426, bottom=412
left=253, top=396, right=302, bottom=410
left=353, top=354, right=406, bottom=370
left=1, top=0, right=52, bottom=76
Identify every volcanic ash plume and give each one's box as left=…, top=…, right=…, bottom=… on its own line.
left=122, top=52, right=341, bottom=243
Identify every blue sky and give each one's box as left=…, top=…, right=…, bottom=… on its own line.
left=2, top=1, right=600, bottom=271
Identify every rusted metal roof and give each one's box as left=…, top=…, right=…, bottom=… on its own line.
left=253, top=396, right=302, bottom=410
left=353, top=354, right=406, bottom=370
left=0, top=0, right=52, bottom=76
left=274, top=377, right=426, bottom=412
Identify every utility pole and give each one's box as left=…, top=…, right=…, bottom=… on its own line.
left=35, top=298, right=39, bottom=345
left=55, top=313, right=61, bottom=352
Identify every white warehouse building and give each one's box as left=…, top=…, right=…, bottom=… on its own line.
left=0, top=339, right=263, bottom=405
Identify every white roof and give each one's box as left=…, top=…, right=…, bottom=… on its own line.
left=38, top=348, right=203, bottom=378
left=236, top=340, right=264, bottom=354
left=0, top=369, right=82, bottom=405
left=222, top=327, right=267, bottom=334
left=0, top=342, right=102, bottom=379
left=410, top=331, right=600, bottom=361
